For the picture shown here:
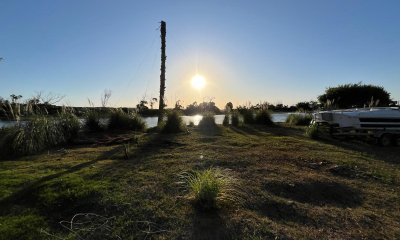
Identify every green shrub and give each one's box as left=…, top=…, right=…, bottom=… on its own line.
left=108, top=110, right=146, bottom=131
left=255, top=109, right=273, bottom=125
left=198, top=113, right=217, bottom=129
left=84, top=110, right=102, bottom=132
left=286, top=114, right=312, bottom=126
left=161, top=111, right=186, bottom=133
left=231, top=111, right=243, bottom=127
left=178, top=168, right=243, bottom=210
left=305, top=124, right=319, bottom=139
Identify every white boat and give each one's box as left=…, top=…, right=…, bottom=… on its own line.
left=313, top=107, right=400, bottom=130
left=312, top=107, right=400, bottom=146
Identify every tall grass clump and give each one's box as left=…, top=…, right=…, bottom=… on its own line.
left=161, top=111, right=186, bottom=133
left=231, top=111, right=243, bottom=127
left=198, top=112, right=217, bottom=129
left=286, top=114, right=312, bottom=126
left=58, top=112, right=81, bottom=142
left=305, top=123, right=319, bottom=139
left=84, top=110, right=102, bottom=132
left=0, top=116, right=63, bottom=157
left=108, top=109, right=146, bottom=131
left=255, top=109, right=273, bottom=125
left=241, top=109, right=256, bottom=124
left=178, top=168, right=243, bottom=210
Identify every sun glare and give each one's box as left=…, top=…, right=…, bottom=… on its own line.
left=191, top=75, right=206, bottom=90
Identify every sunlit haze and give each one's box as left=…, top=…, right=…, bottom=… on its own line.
left=1, top=0, right=399, bottom=108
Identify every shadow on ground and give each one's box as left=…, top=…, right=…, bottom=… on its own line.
left=191, top=210, right=228, bottom=240
left=265, top=179, right=363, bottom=207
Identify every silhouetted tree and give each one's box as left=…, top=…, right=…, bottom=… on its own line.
left=318, top=83, right=391, bottom=109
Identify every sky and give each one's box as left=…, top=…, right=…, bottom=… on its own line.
left=1, top=0, right=399, bottom=108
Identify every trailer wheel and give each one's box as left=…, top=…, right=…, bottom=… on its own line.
left=379, top=134, right=393, bottom=147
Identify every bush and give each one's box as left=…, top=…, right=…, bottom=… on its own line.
left=84, top=110, right=102, bottom=132
left=255, top=109, right=273, bottom=125
left=231, top=111, right=243, bottom=127
left=305, top=124, right=319, bottom=139
left=108, top=110, right=146, bottom=131
left=178, top=168, right=243, bottom=210
left=161, top=111, right=186, bottom=133
left=198, top=113, right=217, bottom=129
left=286, top=114, right=312, bottom=126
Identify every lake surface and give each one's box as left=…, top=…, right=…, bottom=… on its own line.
left=0, top=113, right=304, bottom=129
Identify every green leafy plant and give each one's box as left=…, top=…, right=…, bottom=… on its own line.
left=178, top=168, right=243, bottom=210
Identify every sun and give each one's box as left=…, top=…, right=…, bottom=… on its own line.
left=191, top=74, right=206, bottom=90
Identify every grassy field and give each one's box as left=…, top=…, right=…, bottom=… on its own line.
left=0, top=124, right=399, bottom=239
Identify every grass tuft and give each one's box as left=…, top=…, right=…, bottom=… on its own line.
left=178, top=168, right=243, bottom=210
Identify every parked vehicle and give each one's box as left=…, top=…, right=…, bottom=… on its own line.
left=312, top=107, right=400, bottom=146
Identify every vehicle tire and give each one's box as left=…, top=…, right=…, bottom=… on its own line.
left=379, top=134, right=393, bottom=147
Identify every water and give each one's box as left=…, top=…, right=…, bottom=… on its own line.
left=0, top=113, right=304, bottom=129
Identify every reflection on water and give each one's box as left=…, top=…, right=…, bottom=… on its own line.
left=0, top=113, right=304, bottom=129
